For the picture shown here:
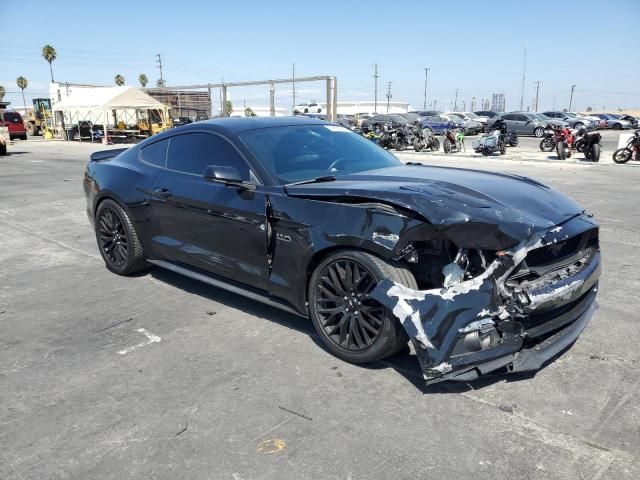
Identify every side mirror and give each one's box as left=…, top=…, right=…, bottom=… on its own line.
left=203, top=165, right=255, bottom=190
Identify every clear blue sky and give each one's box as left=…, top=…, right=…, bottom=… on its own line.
left=1, top=0, right=639, bottom=112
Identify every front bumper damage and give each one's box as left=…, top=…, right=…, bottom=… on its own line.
left=371, top=214, right=601, bottom=385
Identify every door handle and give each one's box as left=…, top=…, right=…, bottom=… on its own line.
left=153, top=188, right=172, bottom=198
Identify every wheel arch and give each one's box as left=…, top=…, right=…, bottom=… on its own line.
left=303, top=244, right=408, bottom=312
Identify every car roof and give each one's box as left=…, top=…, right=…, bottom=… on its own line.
left=199, top=116, right=328, bottom=134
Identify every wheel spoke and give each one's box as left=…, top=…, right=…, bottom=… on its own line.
left=315, top=258, right=389, bottom=352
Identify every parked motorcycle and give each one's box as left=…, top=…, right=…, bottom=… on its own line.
left=397, top=125, right=414, bottom=151
left=555, top=128, right=574, bottom=160
left=574, top=129, right=601, bottom=162
left=412, top=124, right=440, bottom=152
left=539, top=125, right=558, bottom=152
left=613, top=130, right=640, bottom=164
left=472, top=129, right=506, bottom=156
left=443, top=128, right=465, bottom=154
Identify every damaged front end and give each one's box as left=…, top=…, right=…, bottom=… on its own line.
left=371, top=213, right=601, bottom=385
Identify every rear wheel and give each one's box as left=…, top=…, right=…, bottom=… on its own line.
left=308, top=250, right=416, bottom=363
left=508, top=133, right=519, bottom=147
left=613, top=148, right=632, bottom=164
left=556, top=142, right=566, bottom=160
left=590, top=143, right=600, bottom=162
left=481, top=148, right=490, bottom=156
left=395, top=138, right=407, bottom=151
left=413, top=140, right=423, bottom=152
left=443, top=138, right=452, bottom=153
left=534, top=127, right=544, bottom=138
left=612, top=123, right=622, bottom=130
left=0, top=142, right=6, bottom=156
left=95, top=199, right=148, bottom=275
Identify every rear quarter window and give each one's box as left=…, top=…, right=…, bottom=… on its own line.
left=140, top=139, right=169, bottom=168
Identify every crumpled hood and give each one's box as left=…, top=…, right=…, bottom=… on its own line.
left=284, top=165, right=584, bottom=250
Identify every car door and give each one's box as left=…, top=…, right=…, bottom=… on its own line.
left=150, top=131, right=269, bottom=291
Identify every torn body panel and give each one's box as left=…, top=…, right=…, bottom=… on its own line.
left=370, top=214, right=601, bottom=384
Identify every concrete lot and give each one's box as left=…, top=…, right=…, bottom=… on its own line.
left=1, top=137, right=639, bottom=480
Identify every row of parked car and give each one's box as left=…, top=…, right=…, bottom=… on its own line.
left=337, top=110, right=639, bottom=138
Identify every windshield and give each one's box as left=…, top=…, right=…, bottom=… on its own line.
left=449, top=113, right=465, bottom=119
left=533, top=113, right=552, bottom=121
left=464, top=112, right=479, bottom=119
left=402, top=113, right=420, bottom=122
left=564, top=112, right=577, bottom=118
left=240, top=124, right=402, bottom=184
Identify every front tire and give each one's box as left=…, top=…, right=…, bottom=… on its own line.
left=556, top=142, right=566, bottom=160
left=443, top=138, right=452, bottom=153
left=308, top=250, right=416, bottom=364
left=95, top=199, right=148, bottom=275
left=413, top=140, right=423, bottom=152
left=508, top=133, right=519, bottom=147
left=590, top=143, right=600, bottom=162
left=540, top=139, right=555, bottom=152
left=613, top=147, right=632, bottom=164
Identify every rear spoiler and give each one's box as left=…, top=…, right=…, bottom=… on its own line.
left=90, top=148, right=129, bottom=162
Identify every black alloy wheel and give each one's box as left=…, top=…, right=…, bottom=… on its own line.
left=97, top=207, right=129, bottom=269
left=95, top=199, right=148, bottom=275
left=314, top=259, right=384, bottom=352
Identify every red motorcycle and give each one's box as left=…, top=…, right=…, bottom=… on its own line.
left=613, top=130, right=640, bottom=164
left=555, top=127, right=574, bottom=160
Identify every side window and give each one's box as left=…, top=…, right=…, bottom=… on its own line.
left=167, top=132, right=250, bottom=180
left=140, top=139, right=168, bottom=168
left=515, top=114, right=529, bottom=122
left=503, top=114, right=515, bottom=121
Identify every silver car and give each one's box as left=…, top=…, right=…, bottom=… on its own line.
left=487, top=112, right=568, bottom=137
left=542, top=111, right=597, bottom=130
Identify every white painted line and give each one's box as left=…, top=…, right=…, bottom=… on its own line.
left=117, top=328, right=161, bottom=355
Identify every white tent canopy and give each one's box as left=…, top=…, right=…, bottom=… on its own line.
left=54, top=86, right=165, bottom=111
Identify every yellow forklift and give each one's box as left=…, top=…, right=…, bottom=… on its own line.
left=25, top=98, right=54, bottom=137
left=136, top=107, right=173, bottom=137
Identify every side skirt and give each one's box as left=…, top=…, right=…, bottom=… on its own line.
left=147, top=259, right=306, bottom=318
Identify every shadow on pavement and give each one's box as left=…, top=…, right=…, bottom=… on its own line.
left=147, top=266, right=567, bottom=395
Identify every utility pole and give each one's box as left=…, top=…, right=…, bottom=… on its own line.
left=292, top=63, right=296, bottom=113
left=423, top=67, right=430, bottom=110
left=156, top=54, right=164, bottom=85
left=534, top=81, right=542, bottom=111
left=462, top=100, right=466, bottom=111
left=569, top=84, right=576, bottom=111
left=385, top=82, right=392, bottom=113
left=373, top=63, right=379, bottom=113
left=519, top=42, right=527, bottom=111
left=453, top=88, right=459, bottom=111
left=433, top=99, right=437, bottom=110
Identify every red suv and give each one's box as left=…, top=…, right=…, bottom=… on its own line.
left=2, top=111, right=27, bottom=140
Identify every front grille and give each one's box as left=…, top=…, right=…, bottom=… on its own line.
left=525, top=228, right=598, bottom=267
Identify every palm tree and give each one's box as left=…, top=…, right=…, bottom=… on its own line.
left=16, top=76, right=28, bottom=112
left=138, top=74, right=148, bottom=88
left=0, top=85, right=5, bottom=101
left=41, top=45, right=57, bottom=83
left=224, top=101, right=233, bottom=116
left=114, top=74, right=125, bottom=86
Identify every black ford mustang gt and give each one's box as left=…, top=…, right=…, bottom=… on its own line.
left=84, top=117, right=601, bottom=385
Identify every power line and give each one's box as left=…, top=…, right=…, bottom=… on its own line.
left=292, top=63, right=296, bottom=112
left=520, top=42, right=527, bottom=111
left=423, top=67, right=430, bottom=111
left=534, top=81, right=542, bottom=111
left=373, top=63, right=379, bottom=113
left=156, top=54, right=164, bottom=86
